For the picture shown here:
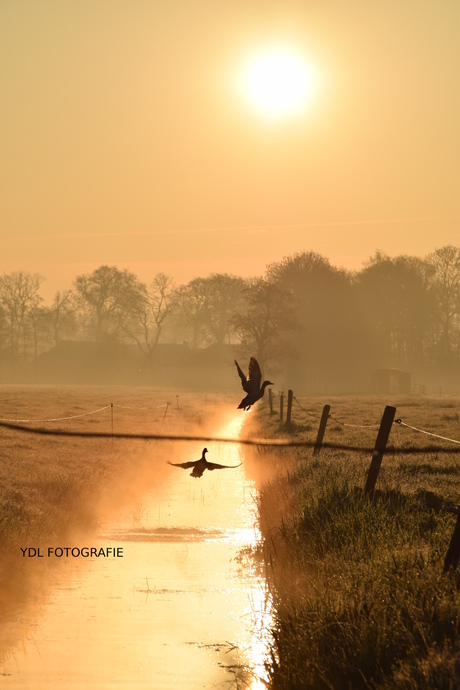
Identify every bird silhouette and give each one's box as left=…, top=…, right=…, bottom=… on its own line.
left=234, top=357, right=274, bottom=411
left=167, top=447, right=241, bottom=478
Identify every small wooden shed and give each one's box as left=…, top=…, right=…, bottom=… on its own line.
left=371, top=368, right=412, bottom=394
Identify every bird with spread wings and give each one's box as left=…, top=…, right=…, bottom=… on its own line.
left=234, top=357, right=274, bottom=411
left=167, top=447, right=241, bottom=478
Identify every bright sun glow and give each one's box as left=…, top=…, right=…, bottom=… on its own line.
left=240, top=48, right=315, bottom=118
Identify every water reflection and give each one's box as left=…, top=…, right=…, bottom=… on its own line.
left=0, top=414, right=272, bottom=688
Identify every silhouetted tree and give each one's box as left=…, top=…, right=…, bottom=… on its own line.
left=0, top=271, right=44, bottom=367
left=356, top=252, right=434, bottom=369
left=232, top=278, right=298, bottom=371
left=28, top=304, right=52, bottom=367
left=267, top=252, right=355, bottom=391
left=73, top=265, right=144, bottom=342
left=175, top=274, right=246, bottom=347
left=122, top=273, right=176, bottom=365
left=41, top=290, right=78, bottom=347
left=426, top=245, right=460, bottom=363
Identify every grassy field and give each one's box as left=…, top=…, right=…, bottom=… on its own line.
left=243, top=394, right=460, bottom=690
left=2, top=387, right=460, bottom=687
left=0, top=385, right=233, bottom=619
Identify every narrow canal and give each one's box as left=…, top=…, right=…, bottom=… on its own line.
left=1, top=415, right=273, bottom=689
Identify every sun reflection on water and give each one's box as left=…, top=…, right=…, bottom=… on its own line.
left=250, top=572, right=275, bottom=688
left=0, top=410, right=275, bottom=689
left=216, top=413, right=274, bottom=689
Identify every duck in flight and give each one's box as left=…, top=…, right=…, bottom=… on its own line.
left=234, top=357, right=274, bottom=411
left=167, top=447, right=241, bottom=478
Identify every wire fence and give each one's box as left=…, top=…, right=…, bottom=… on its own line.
left=1, top=390, right=460, bottom=570
left=0, top=394, right=458, bottom=453
left=270, top=389, right=460, bottom=571
left=287, top=391, right=460, bottom=448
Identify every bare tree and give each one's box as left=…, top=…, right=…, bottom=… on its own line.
left=232, top=278, right=299, bottom=371
left=175, top=274, right=246, bottom=347
left=426, top=245, right=460, bottom=362
left=0, top=271, right=44, bottom=367
left=28, top=304, right=51, bottom=367
left=42, top=290, right=78, bottom=347
left=122, top=273, right=176, bottom=365
left=73, top=265, right=144, bottom=342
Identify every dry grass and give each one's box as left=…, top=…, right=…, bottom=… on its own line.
left=0, top=384, right=234, bottom=618
left=244, top=394, right=460, bottom=689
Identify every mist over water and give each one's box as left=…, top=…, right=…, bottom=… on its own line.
left=0, top=414, right=273, bottom=689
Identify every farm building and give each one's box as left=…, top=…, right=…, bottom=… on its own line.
left=371, top=368, right=412, bottom=394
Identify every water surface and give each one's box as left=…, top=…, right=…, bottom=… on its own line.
left=0, top=415, right=272, bottom=689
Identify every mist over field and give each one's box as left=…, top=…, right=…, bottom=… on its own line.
left=0, top=246, right=459, bottom=395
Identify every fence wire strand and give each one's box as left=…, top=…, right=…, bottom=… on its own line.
left=328, top=414, right=381, bottom=429
left=294, top=396, right=381, bottom=427
left=395, top=419, right=460, bottom=446
left=1, top=420, right=459, bottom=454
left=0, top=402, right=176, bottom=422
left=293, top=397, right=323, bottom=419
left=0, top=405, right=112, bottom=424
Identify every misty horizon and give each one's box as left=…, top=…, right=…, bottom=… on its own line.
left=0, top=245, right=458, bottom=395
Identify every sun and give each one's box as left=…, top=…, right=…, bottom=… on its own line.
left=240, top=48, right=315, bottom=118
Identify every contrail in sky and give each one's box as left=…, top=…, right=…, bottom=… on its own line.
left=0, top=216, right=447, bottom=246
left=55, top=215, right=447, bottom=237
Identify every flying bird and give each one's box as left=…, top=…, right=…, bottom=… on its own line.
left=234, top=357, right=274, bottom=411
left=167, top=447, right=241, bottom=478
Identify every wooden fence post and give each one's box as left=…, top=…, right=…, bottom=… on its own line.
left=286, top=390, right=293, bottom=425
left=364, top=405, right=396, bottom=496
left=443, top=509, right=460, bottom=572
left=279, top=393, right=284, bottom=422
left=268, top=388, right=274, bottom=415
left=161, top=401, right=171, bottom=429
left=314, top=404, right=330, bottom=455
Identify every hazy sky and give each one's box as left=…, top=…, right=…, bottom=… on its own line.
left=1, top=0, right=458, bottom=300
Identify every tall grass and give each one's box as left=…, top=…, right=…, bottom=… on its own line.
left=247, top=395, right=460, bottom=689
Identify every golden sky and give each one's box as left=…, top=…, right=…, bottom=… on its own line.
left=1, top=0, right=458, bottom=299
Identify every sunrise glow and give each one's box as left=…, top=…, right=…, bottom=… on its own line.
left=240, top=48, right=315, bottom=117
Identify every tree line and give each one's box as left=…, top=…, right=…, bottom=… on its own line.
left=0, top=245, right=458, bottom=388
